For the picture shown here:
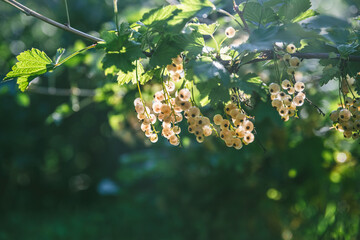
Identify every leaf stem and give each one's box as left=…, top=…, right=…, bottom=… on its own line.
left=55, top=44, right=97, bottom=67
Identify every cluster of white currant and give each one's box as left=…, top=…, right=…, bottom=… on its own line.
left=283, top=44, right=301, bottom=75
left=330, top=97, right=360, bottom=139
left=269, top=80, right=306, bottom=121
left=134, top=97, right=158, bottom=143
left=186, top=106, right=213, bottom=143
left=212, top=103, right=255, bottom=149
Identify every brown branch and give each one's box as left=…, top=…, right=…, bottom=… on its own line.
left=1, top=0, right=103, bottom=43
left=233, top=0, right=250, bottom=34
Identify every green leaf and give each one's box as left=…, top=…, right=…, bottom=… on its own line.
left=141, top=5, right=179, bottom=29
left=304, top=15, right=351, bottom=29
left=243, top=2, right=278, bottom=25
left=4, top=48, right=53, bottom=80
left=292, top=9, right=318, bottom=22
left=187, top=22, right=219, bottom=36
left=321, top=65, right=339, bottom=86
left=337, top=43, right=359, bottom=58
left=102, top=53, right=135, bottom=73
left=230, top=73, right=266, bottom=95
left=102, top=40, right=145, bottom=73
left=174, top=30, right=205, bottom=57
left=117, top=61, right=144, bottom=85
left=278, top=0, right=311, bottom=22
left=149, top=35, right=185, bottom=67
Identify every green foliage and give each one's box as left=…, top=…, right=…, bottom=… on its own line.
left=4, top=48, right=54, bottom=91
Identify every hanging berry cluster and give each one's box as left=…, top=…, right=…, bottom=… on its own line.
left=269, top=80, right=306, bottom=121
left=330, top=96, right=360, bottom=140
left=213, top=102, right=255, bottom=150
left=133, top=55, right=259, bottom=149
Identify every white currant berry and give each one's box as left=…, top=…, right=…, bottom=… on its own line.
left=243, top=132, right=255, bottom=144
left=283, top=53, right=291, bottom=62
left=225, top=103, right=237, bottom=115
left=203, top=125, right=212, bottom=137
left=196, top=135, right=205, bottom=143
left=287, top=67, right=296, bottom=75
left=289, top=57, right=300, bottom=67
left=165, top=81, right=176, bottom=92
left=243, top=120, right=254, bottom=132
left=134, top=98, right=142, bottom=106
left=188, top=106, right=200, bottom=118
left=353, top=132, right=360, bottom=140
left=294, top=82, right=305, bottom=92
left=329, top=110, right=339, bottom=122
left=339, top=108, right=351, bottom=121
left=178, top=88, right=191, bottom=102
left=281, top=80, right=292, bottom=90
left=293, top=95, right=304, bottom=106
left=160, top=104, right=171, bottom=115
left=220, top=119, right=230, bottom=129
left=172, top=55, right=182, bottom=65
left=154, top=91, right=165, bottom=102
left=214, top=114, right=223, bottom=125
left=150, top=134, right=158, bottom=143
left=286, top=44, right=296, bottom=54
left=269, top=83, right=281, bottom=95
left=225, top=27, right=236, bottom=38
left=343, top=130, right=352, bottom=139
left=271, top=99, right=282, bottom=108
left=287, top=87, right=295, bottom=95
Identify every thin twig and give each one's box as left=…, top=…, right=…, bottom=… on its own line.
left=1, top=0, right=103, bottom=43
left=233, top=0, right=250, bottom=34
left=217, top=9, right=243, bottom=28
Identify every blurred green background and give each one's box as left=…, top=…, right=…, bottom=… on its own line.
left=0, top=0, right=360, bottom=239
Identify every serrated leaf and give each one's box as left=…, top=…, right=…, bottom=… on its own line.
left=230, top=73, right=266, bottom=95
left=187, top=22, right=219, bottom=36
left=292, top=9, right=318, bottom=22
left=102, top=53, right=135, bottom=73
left=321, top=66, right=339, bottom=86
left=278, top=0, right=311, bottom=22
left=141, top=5, right=179, bottom=28
left=243, top=2, right=278, bottom=25
left=117, top=61, right=144, bottom=85
left=4, top=48, right=53, bottom=80
left=337, top=43, right=359, bottom=58
left=149, top=35, right=185, bottom=67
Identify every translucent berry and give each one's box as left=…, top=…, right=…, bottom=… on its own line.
left=178, top=88, right=191, bottom=102
left=293, top=95, right=304, bottom=106
left=339, top=108, right=351, bottom=121
left=294, top=82, right=305, bottom=92
left=329, top=110, right=339, bottom=122
left=188, top=106, right=200, bottom=118
left=283, top=53, right=291, bottom=62
left=243, top=132, right=255, bottom=144
left=150, top=134, right=158, bottom=143
left=287, top=87, right=295, bottom=95
left=225, top=27, right=236, bottom=38
left=281, top=80, right=292, bottom=90
left=213, top=114, right=223, bottom=125
left=289, top=57, right=300, bottom=67
left=220, top=119, right=230, bottom=129
left=269, top=83, right=281, bottom=95
left=287, top=67, right=296, bottom=75
left=243, top=120, right=254, bottom=132
left=286, top=44, right=296, bottom=54
left=172, top=55, right=182, bottom=65
left=196, top=135, right=204, bottom=143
